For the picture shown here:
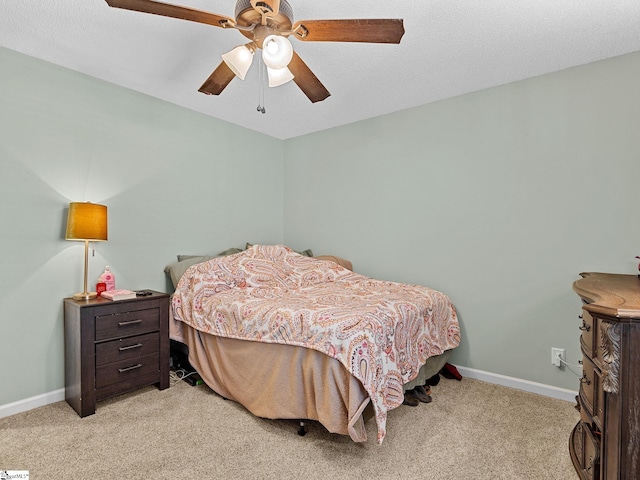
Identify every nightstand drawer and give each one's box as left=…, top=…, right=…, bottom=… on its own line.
left=95, top=332, right=159, bottom=366
left=95, top=352, right=160, bottom=389
left=95, top=308, right=159, bottom=341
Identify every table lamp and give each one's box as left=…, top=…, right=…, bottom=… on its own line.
left=65, top=202, right=108, bottom=300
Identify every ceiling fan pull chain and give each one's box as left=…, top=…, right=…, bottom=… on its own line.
left=256, top=54, right=261, bottom=111
left=257, top=55, right=266, bottom=113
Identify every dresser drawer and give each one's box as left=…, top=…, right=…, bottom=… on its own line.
left=95, top=352, right=160, bottom=389
left=579, top=309, right=594, bottom=358
left=95, top=308, right=159, bottom=341
left=583, top=422, right=600, bottom=480
left=579, top=356, right=596, bottom=415
left=579, top=356, right=604, bottom=431
left=570, top=421, right=600, bottom=480
left=579, top=396, right=593, bottom=425
left=95, top=332, right=159, bottom=366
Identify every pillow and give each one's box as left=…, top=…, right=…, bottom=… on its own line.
left=245, top=243, right=313, bottom=257
left=176, top=255, right=200, bottom=262
left=315, top=255, right=353, bottom=271
left=218, top=247, right=244, bottom=256
left=164, top=255, right=217, bottom=289
left=169, top=248, right=245, bottom=289
left=177, top=247, right=243, bottom=262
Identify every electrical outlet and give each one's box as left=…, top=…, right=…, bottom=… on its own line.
left=551, top=347, right=565, bottom=367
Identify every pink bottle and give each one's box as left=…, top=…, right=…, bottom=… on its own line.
left=98, top=266, right=116, bottom=291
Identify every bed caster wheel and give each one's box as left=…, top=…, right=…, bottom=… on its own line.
left=298, top=421, right=307, bottom=436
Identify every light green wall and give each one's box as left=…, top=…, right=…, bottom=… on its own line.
left=2, top=45, right=639, bottom=407
left=0, top=47, right=284, bottom=405
left=283, top=51, right=640, bottom=390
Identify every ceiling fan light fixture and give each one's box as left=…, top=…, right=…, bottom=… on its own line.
left=221, top=44, right=255, bottom=80
left=105, top=0, right=404, bottom=103
left=267, top=66, right=294, bottom=87
left=261, top=35, right=293, bottom=69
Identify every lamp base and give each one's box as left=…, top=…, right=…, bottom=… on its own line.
left=73, top=291, right=98, bottom=301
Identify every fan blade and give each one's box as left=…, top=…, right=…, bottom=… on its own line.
left=292, top=19, right=404, bottom=44
left=105, top=0, right=235, bottom=28
left=287, top=51, right=330, bottom=103
left=198, top=62, right=236, bottom=95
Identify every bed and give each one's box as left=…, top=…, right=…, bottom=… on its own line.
left=168, top=244, right=460, bottom=443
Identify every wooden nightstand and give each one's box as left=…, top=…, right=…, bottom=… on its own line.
left=64, top=290, right=170, bottom=417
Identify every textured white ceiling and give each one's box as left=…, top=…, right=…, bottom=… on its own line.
left=2, top=1, right=640, bottom=139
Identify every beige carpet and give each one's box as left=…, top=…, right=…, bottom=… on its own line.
left=1, top=377, right=578, bottom=479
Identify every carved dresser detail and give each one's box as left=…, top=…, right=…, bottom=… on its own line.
left=571, top=272, right=640, bottom=479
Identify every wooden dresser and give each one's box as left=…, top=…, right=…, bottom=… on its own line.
left=571, top=272, right=640, bottom=479
left=64, top=291, right=170, bottom=417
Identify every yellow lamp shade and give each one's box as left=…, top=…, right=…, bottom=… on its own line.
left=65, top=202, right=108, bottom=241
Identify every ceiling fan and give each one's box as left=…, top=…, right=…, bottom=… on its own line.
left=104, top=0, right=405, bottom=103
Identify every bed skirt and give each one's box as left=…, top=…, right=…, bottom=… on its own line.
left=171, top=319, right=450, bottom=442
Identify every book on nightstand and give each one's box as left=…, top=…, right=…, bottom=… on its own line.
left=100, top=289, right=136, bottom=301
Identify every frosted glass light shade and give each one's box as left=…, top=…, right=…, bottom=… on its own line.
left=267, top=66, right=294, bottom=87
left=222, top=45, right=255, bottom=80
left=262, top=35, right=293, bottom=69
left=65, top=202, right=108, bottom=241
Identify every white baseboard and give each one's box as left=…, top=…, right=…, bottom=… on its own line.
left=0, top=368, right=578, bottom=419
left=0, top=389, right=65, bottom=419
left=454, top=365, right=578, bottom=403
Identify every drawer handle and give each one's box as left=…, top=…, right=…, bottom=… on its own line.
left=118, top=363, right=143, bottom=373
left=118, top=319, right=142, bottom=327
left=578, top=321, right=591, bottom=332
left=118, top=343, right=143, bottom=351
left=580, top=373, right=592, bottom=385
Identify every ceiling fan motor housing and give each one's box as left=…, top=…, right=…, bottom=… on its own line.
left=235, top=0, right=294, bottom=40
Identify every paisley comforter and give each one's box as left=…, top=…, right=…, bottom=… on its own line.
left=172, top=244, right=460, bottom=443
